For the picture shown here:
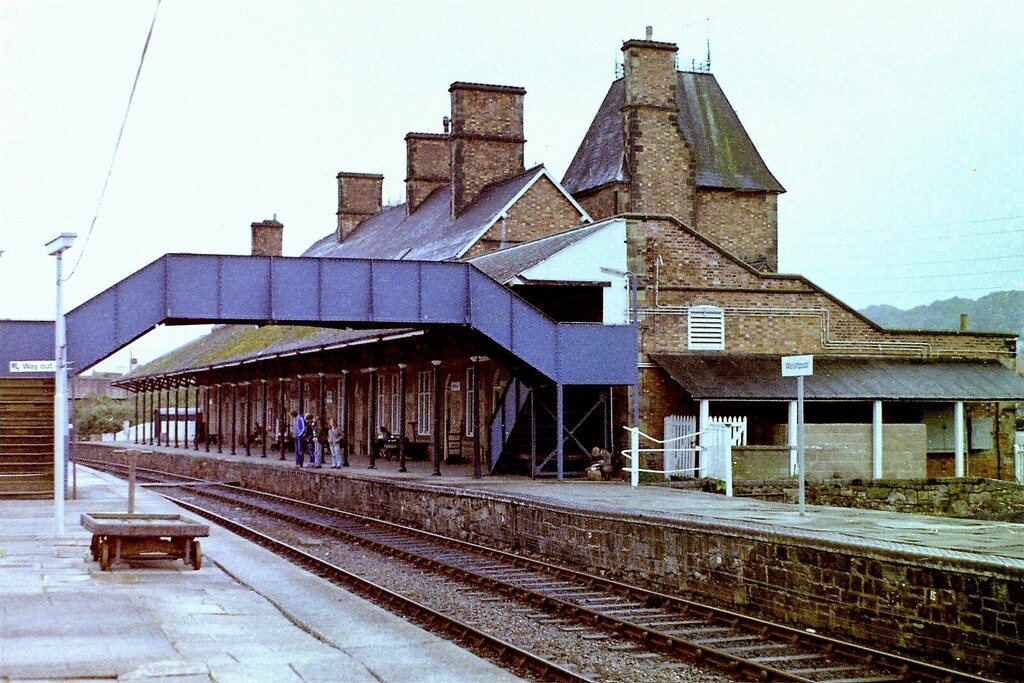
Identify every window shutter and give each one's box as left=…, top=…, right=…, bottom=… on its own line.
left=687, top=306, right=725, bottom=350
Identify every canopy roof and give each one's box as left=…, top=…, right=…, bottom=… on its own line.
left=651, top=353, right=1024, bottom=401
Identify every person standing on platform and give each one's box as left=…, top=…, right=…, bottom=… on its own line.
left=291, top=410, right=306, bottom=467
left=307, top=414, right=323, bottom=468
left=327, top=418, right=342, bottom=469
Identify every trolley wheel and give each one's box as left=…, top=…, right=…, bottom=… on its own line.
left=191, top=540, right=202, bottom=570
left=99, top=541, right=111, bottom=571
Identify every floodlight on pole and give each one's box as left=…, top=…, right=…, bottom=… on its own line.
left=47, top=232, right=76, bottom=535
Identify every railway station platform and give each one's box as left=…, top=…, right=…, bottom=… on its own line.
left=0, top=466, right=523, bottom=683
left=72, top=441, right=1024, bottom=678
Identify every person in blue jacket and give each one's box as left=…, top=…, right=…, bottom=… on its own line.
left=291, top=410, right=306, bottom=467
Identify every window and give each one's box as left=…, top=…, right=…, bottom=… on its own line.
left=687, top=305, right=725, bottom=350
left=465, top=366, right=475, bottom=436
left=416, top=370, right=433, bottom=435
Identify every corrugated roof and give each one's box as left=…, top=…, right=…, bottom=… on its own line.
left=304, top=166, right=545, bottom=261
left=651, top=353, right=1024, bottom=401
left=469, top=221, right=611, bottom=283
left=562, top=73, right=785, bottom=195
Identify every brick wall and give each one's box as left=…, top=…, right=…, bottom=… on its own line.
left=621, top=40, right=696, bottom=225
left=765, top=423, right=927, bottom=479
left=449, top=83, right=525, bottom=217
left=79, top=443, right=1023, bottom=679
left=696, top=189, right=778, bottom=270
left=336, top=172, right=383, bottom=241
left=462, top=175, right=583, bottom=258
left=405, top=133, right=449, bottom=214
left=250, top=219, right=283, bottom=257
left=573, top=184, right=624, bottom=221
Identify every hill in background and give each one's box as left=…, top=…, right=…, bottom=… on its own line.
left=859, top=290, right=1023, bottom=357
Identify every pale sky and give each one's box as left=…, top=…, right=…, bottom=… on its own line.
left=1, top=0, right=1022, bottom=373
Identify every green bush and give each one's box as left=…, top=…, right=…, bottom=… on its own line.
left=74, top=396, right=133, bottom=438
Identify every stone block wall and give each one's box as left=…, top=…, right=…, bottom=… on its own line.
left=79, top=443, right=1022, bottom=678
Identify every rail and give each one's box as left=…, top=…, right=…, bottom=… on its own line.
left=621, top=423, right=733, bottom=494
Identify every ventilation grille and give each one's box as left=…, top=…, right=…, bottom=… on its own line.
left=687, top=306, right=725, bottom=350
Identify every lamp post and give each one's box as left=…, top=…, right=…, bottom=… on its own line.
left=46, top=232, right=76, bottom=535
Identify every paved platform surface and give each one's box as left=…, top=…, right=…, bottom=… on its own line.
left=0, top=467, right=523, bottom=683
left=90, top=441, right=1024, bottom=568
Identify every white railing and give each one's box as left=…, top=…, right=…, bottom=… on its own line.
left=622, top=423, right=732, bottom=495
left=1015, top=431, right=1023, bottom=485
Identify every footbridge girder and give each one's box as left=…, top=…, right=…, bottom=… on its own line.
left=5, top=254, right=637, bottom=387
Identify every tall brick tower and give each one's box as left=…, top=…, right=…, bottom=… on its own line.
left=621, top=38, right=697, bottom=227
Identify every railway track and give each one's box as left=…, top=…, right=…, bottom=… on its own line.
left=83, top=459, right=1004, bottom=683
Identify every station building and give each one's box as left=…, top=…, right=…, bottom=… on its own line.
left=113, top=34, right=1023, bottom=481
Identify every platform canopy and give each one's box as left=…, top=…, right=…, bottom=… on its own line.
left=651, top=353, right=1024, bottom=401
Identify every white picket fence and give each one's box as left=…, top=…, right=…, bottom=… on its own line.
left=1015, top=431, right=1023, bottom=485
left=663, top=415, right=746, bottom=477
left=622, top=422, right=733, bottom=495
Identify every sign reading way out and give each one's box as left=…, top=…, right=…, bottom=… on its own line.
left=9, top=360, right=56, bottom=373
left=781, top=354, right=814, bottom=377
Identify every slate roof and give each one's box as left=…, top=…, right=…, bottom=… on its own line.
left=651, top=353, right=1024, bottom=401
left=304, top=165, right=548, bottom=261
left=562, top=73, right=785, bottom=195
left=120, top=325, right=421, bottom=381
left=469, top=221, right=612, bottom=284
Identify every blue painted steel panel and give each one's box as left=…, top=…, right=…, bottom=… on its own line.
left=0, top=320, right=55, bottom=377
left=469, top=270, right=513, bottom=349
left=68, top=259, right=166, bottom=372
left=371, top=261, right=421, bottom=323
left=320, top=259, right=372, bottom=320
left=557, top=324, right=638, bottom=385
left=508, top=299, right=557, bottom=379
left=166, top=255, right=219, bottom=320
left=221, top=256, right=271, bottom=320
left=59, top=253, right=636, bottom=385
left=420, top=262, right=468, bottom=324
left=270, top=259, right=320, bottom=321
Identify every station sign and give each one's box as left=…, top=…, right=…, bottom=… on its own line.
left=9, top=360, right=56, bottom=373
left=781, top=354, right=813, bottom=377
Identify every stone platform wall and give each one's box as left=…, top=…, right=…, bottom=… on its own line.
left=77, top=443, right=1022, bottom=678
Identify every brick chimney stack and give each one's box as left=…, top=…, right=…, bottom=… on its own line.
left=448, top=82, right=526, bottom=218
left=621, top=36, right=696, bottom=225
left=251, top=217, right=283, bottom=257
left=336, top=172, right=383, bottom=242
left=405, top=133, right=449, bottom=214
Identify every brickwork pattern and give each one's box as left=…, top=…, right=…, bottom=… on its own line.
left=573, top=185, right=621, bottom=222
left=450, top=85, right=525, bottom=216
left=405, top=133, right=449, bottom=214
left=766, top=423, right=927, bottom=479
left=79, top=443, right=1024, bottom=679
left=462, top=176, right=582, bottom=259
left=696, top=190, right=778, bottom=270
left=336, top=173, right=383, bottom=241
left=621, top=42, right=696, bottom=225
left=250, top=219, right=283, bottom=257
